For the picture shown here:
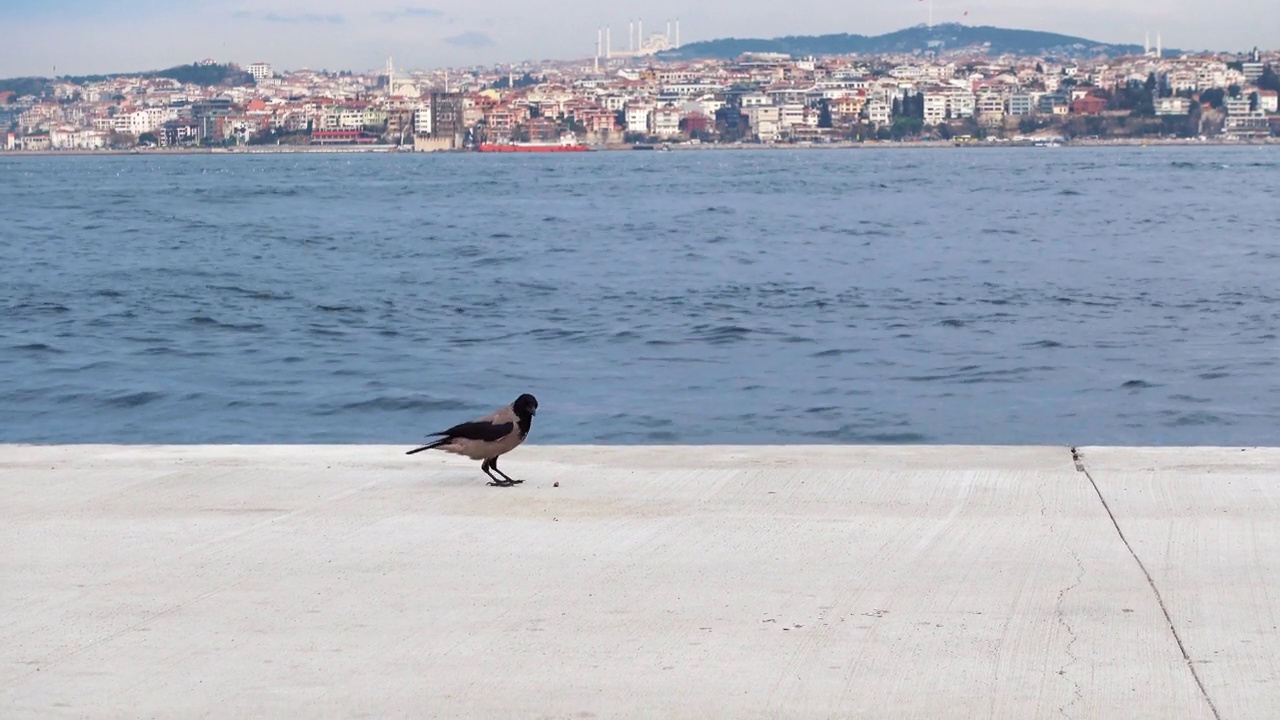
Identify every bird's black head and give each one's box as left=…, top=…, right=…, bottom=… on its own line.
left=514, top=393, right=538, bottom=418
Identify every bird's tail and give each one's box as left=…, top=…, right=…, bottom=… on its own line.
left=405, top=437, right=449, bottom=455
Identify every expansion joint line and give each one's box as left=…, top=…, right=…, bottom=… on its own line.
left=1069, top=447, right=1221, bottom=720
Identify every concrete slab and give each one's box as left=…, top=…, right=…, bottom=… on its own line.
left=0, top=445, right=1235, bottom=718
left=1081, top=446, right=1280, bottom=720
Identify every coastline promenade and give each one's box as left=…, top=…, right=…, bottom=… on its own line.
left=1, top=136, right=1277, bottom=157
left=3, top=444, right=1277, bottom=717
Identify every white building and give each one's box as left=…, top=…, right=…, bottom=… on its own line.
left=923, top=64, right=956, bottom=83
left=1224, top=96, right=1252, bottom=116
left=923, top=93, right=948, bottom=124
left=652, top=106, right=682, bottom=137
left=1165, top=69, right=1199, bottom=94
left=777, top=104, right=812, bottom=131
left=1224, top=96, right=1269, bottom=136
left=684, top=95, right=724, bottom=118
left=624, top=104, right=653, bottom=134
left=1155, top=97, right=1192, bottom=116
left=413, top=107, right=432, bottom=136
left=745, top=105, right=780, bottom=142
left=1196, top=63, right=1228, bottom=90
left=948, top=91, right=976, bottom=119
left=50, top=126, right=108, bottom=150
left=1008, top=94, right=1036, bottom=116
left=866, top=100, right=891, bottom=126
left=598, top=94, right=627, bottom=112
left=124, top=107, right=177, bottom=135
left=889, top=65, right=926, bottom=82
left=248, top=63, right=273, bottom=82
left=976, top=92, right=1006, bottom=125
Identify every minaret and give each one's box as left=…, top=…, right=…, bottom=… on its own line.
left=675, top=19, right=680, bottom=48
left=607, top=25, right=611, bottom=59
left=666, top=20, right=671, bottom=45
left=630, top=21, right=634, bottom=52
left=638, top=19, right=643, bottom=52
left=386, top=57, right=395, bottom=96
left=1145, top=32, right=1150, bottom=56
left=1156, top=31, right=1162, bottom=58
left=595, top=28, right=601, bottom=72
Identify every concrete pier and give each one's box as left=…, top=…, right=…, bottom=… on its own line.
left=3, top=444, right=1278, bottom=718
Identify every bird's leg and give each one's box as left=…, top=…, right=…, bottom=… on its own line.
left=481, top=459, right=512, bottom=487
left=490, top=456, right=522, bottom=484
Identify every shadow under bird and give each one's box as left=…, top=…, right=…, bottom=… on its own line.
left=405, top=394, right=539, bottom=486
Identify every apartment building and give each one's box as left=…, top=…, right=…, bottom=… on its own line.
left=652, top=106, right=682, bottom=137
left=625, top=104, right=653, bottom=133
left=1008, top=94, right=1036, bottom=116
left=745, top=105, right=781, bottom=142
left=248, top=63, right=273, bottom=81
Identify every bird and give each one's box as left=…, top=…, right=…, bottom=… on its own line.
left=405, top=394, right=538, bottom=486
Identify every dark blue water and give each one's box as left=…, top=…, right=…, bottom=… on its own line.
left=3, top=147, right=1279, bottom=445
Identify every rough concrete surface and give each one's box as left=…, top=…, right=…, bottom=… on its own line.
left=1, top=444, right=1275, bottom=718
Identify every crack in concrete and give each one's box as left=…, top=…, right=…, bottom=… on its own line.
left=1070, top=447, right=1222, bottom=720
left=1055, top=549, right=1085, bottom=719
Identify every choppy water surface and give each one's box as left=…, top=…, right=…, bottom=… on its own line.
left=3, top=147, right=1279, bottom=445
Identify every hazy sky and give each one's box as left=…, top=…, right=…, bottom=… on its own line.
left=1, top=0, right=1274, bottom=77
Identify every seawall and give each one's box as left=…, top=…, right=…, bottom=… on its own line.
left=3, top=444, right=1276, bottom=718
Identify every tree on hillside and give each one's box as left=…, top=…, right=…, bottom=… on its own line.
left=896, top=93, right=924, bottom=119
left=0, top=77, right=51, bottom=98
left=1185, top=99, right=1203, bottom=137
left=1135, top=89, right=1155, bottom=116
left=1259, top=65, right=1280, bottom=93
left=1109, top=83, right=1154, bottom=115
left=489, top=72, right=540, bottom=90
left=106, top=130, right=136, bottom=148
left=1019, top=117, right=1049, bottom=134
left=817, top=99, right=832, bottom=128
left=1200, top=87, right=1226, bottom=109
left=890, top=116, right=922, bottom=140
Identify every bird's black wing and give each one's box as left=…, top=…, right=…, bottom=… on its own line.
left=432, top=420, right=514, bottom=442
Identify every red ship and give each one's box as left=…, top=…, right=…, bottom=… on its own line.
left=476, top=133, right=590, bottom=153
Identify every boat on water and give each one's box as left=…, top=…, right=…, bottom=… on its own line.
left=476, top=133, right=590, bottom=153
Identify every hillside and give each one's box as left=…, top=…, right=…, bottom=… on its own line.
left=0, top=63, right=254, bottom=98
left=661, top=23, right=1157, bottom=60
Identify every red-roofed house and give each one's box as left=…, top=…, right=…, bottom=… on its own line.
left=1071, top=96, right=1107, bottom=116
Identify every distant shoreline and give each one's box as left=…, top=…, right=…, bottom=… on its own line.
left=2, top=137, right=1276, bottom=158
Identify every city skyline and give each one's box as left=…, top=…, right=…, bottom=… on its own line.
left=3, top=0, right=1278, bottom=78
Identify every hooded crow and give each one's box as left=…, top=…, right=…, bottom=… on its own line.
left=405, top=393, right=538, bottom=486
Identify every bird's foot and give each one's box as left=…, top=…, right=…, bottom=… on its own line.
left=487, top=479, right=516, bottom=488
